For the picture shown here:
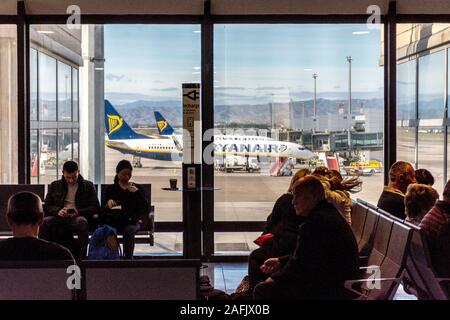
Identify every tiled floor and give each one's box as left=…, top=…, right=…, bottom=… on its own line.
left=201, top=262, right=418, bottom=300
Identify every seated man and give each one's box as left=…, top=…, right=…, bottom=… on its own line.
left=0, top=191, right=74, bottom=261
left=254, top=176, right=359, bottom=300
left=39, top=161, right=100, bottom=260
left=377, top=161, right=416, bottom=219
left=420, top=180, right=450, bottom=295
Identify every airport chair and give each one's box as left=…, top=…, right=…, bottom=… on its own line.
left=345, top=222, right=412, bottom=300
left=80, top=259, right=201, bottom=300
left=403, top=223, right=449, bottom=300
left=356, top=198, right=378, bottom=211
left=100, top=183, right=154, bottom=246
left=377, top=207, right=404, bottom=223
left=0, top=261, right=76, bottom=300
left=0, top=184, right=45, bottom=234
left=364, top=214, right=394, bottom=268
left=351, top=202, right=368, bottom=245
left=358, top=208, right=380, bottom=262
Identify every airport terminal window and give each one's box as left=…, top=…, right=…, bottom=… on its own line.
left=213, top=24, right=384, bottom=252
left=57, top=129, right=73, bottom=172
left=73, top=68, right=79, bottom=122
left=104, top=24, right=200, bottom=254
left=38, top=52, right=57, bottom=121
left=30, top=49, right=38, bottom=121
left=396, top=60, right=417, bottom=166
left=58, top=61, right=72, bottom=121
left=40, top=129, right=58, bottom=182
left=417, top=50, right=445, bottom=193
left=418, top=50, right=445, bottom=120
left=30, top=47, right=80, bottom=184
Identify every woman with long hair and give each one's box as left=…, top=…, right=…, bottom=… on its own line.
left=103, top=160, right=149, bottom=259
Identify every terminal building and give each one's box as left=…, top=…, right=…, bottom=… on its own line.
left=0, top=0, right=449, bottom=301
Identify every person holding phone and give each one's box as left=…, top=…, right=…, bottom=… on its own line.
left=39, top=161, right=100, bottom=260
left=103, top=160, right=149, bottom=259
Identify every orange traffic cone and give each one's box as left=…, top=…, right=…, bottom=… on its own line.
left=31, top=154, right=38, bottom=177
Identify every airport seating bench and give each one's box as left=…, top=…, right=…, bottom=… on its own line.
left=0, top=184, right=155, bottom=246
left=0, top=259, right=201, bottom=300
left=346, top=201, right=412, bottom=299
left=349, top=199, right=450, bottom=300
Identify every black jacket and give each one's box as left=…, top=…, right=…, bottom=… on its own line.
left=271, top=199, right=359, bottom=299
left=264, top=193, right=305, bottom=254
left=102, top=182, right=149, bottom=227
left=377, top=187, right=406, bottom=220
left=44, top=174, right=100, bottom=219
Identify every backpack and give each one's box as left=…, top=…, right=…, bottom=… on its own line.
left=87, top=225, right=122, bottom=260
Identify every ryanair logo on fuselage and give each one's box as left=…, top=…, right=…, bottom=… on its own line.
left=107, top=115, right=123, bottom=135
left=157, top=120, right=168, bottom=133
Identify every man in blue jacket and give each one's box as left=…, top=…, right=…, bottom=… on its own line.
left=254, top=175, right=359, bottom=300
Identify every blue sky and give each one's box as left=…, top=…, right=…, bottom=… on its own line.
left=105, top=24, right=383, bottom=105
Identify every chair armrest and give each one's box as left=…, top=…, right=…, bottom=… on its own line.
left=344, top=270, right=405, bottom=300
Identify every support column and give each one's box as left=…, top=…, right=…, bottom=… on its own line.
left=80, top=25, right=104, bottom=184
left=384, top=1, right=397, bottom=185
left=0, top=26, right=18, bottom=183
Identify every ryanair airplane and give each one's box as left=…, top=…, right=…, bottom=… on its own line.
left=104, top=100, right=316, bottom=163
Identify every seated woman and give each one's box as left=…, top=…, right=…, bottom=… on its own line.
left=313, top=168, right=362, bottom=225
left=247, top=168, right=311, bottom=291
left=404, top=183, right=439, bottom=225
left=103, top=160, right=149, bottom=259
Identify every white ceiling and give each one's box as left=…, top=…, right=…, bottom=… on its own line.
left=0, top=0, right=450, bottom=16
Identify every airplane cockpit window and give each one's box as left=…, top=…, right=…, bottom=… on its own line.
left=298, top=146, right=305, bottom=151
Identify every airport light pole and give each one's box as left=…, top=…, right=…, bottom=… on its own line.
left=312, top=73, right=318, bottom=132
left=346, top=56, right=353, bottom=117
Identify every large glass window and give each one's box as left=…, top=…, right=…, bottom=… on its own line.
left=58, top=61, right=72, bottom=121
left=40, top=129, right=58, bottom=182
left=417, top=50, right=446, bottom=193
left=38, top=53, right=57, bottom=121
left=30, top=49, right=38, bottom=121
left=73, top=68, right=79, bottom=122
left=397, top=60, right=417, bottom=165
left=58, top=129, right=73, bottom=172
left=31, top=24, right=80, bottom=184
left=214, top=24, right=384, bottom=252
left=104, top=25, right=200, bottom=253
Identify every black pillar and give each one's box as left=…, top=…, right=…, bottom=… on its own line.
left=17, top=0, right=30, bottom=184
left=384, top=1, right=397, bottom=185
left=201, top=0, right=214, bottom=259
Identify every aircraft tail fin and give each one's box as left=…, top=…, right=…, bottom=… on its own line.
left=154, top=111, right=175, bottom=135
left=104, top=100, right=149, bottom=140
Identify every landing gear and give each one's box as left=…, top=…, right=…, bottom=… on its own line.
left=132, top=156, right=143, bottom=168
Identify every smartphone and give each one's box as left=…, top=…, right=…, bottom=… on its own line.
left=67, top=208, right=75, bottom=215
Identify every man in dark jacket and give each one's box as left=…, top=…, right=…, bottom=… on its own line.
left=39, top=161, right=100, bottom=260
left=419, top=179, right=450, bottom=295
left=377, top=161, right=416, bottom=220
left=253, top=175, right=359, bottom=300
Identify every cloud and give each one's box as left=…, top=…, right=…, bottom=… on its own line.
left=105, top=73, right=125, bottom=81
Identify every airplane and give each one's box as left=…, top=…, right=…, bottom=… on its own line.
left=104, top=100, right=316, bottom=164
